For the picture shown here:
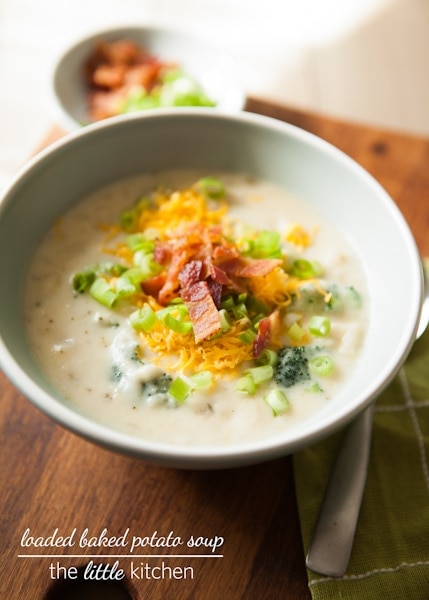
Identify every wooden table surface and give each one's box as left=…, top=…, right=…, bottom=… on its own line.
left=1, top=98, right=429, bottom=600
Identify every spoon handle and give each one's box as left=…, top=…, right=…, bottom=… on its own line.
left=305, top=404, right=374, bottom=578
left=305, top=260, right=428, bottom=578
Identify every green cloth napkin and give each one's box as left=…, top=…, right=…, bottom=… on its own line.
left=294, top=310, right=429, bottom=598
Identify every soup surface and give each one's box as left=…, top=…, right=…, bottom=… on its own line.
left=24, top=170, right=368, bottom=446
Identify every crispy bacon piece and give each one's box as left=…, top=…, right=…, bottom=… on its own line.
left=85, top=39, right=176, bottom=121
left=153, top=241, right=172, bottom=265
left=181, top=281, right=221, bottom=343
left=253, top=310, right=282, bottom=358
left=209, top=264, right=233, bottom=286
left=178, top=260, right=222, bottom=329
left=212, top=243, right=240, bottom=261
left=206, top=278, right=223, bottom=309
left=88, top=90, right=125, bottom=121
left=158, top=251, right=189, bottom=305
left=141, top=272, right=167, bottom=300
left=95, top=40, right=142, bottom=66
left=209, top=264, right=246, bottom=295
left=178, top=260, right=203, bottom=289
left=157, top=238, right=202, bottom=305
left=124, top=63, right=164, bottom=90
left=268, top=309, right=282, bottom=335
left=156, top=233, right=215, bottom=305
left=92, top=64, right=128, bottom=89
left=141, top=207, right=284, bottom=341
left=216, top=257, right=282, bottom=278
left=253, top=316, right=272, bottom=359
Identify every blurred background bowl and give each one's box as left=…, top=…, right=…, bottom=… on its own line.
left=49, top=25, right=246, bottom=131
left=0, top=109, right=422, bottom=468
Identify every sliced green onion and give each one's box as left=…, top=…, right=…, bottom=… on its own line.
left=309, top=315, right=331, bottom=337
left=239, top=328, right=257, bottom=345
left=160, top=75, right=216, bottom=108
left=116, top=268, right=145, bottom=297
left=100, top=262, right=128, bottom=277
left=288, top=322, right=306, bottom=342
left=220, top=296, right=235, bottom=310
left=129, top=305, right=157, bottom=332
left=309, top=355, right=334, bottom=377
left=126, top=268, right=146, bottom=285
left=167, top=370, right=213, bottom=404
left=115, top=279, right=137, bottom=298
left=196, top=176, right=225, bottom=200
left=163, top=313, right=193, bottom=334
left=235, top=373, right=256, bottom=395
left=125, top=234, right=155, bottom=252
left=246, top=296, right=269, bottom=316
left=218, top=309, right=232, bottom=332
left=168, top=376, right=192, bottom=403
left=292, top=258, right=316, bottom=279
left=157, top=303, right=189, bottom=320
left=232, top=302, right=248, bottom=319
left=256, top=349, right=278, bottom=367
left=72, top=262, right=127, bottom=294
left=121, top=89, right=160, bottom=112
left=264, top=389, right=290, bottom=416
left=142, top=227, right=160, bottom=241
left=155, top=307, right=168, bottom=320
left=133, top=251, right=163, bottom=279
left=72, top=269, right=96, bottom=293
left=89, top=278, right=117, bottom=308
left=246, top=364, right=274, bottom=385
left=161, top=67, right=183, bottom=84
left=253, top=230, right=282, bottom=258
left=120, top=209, right=138, bottom=231
left=120, top=197, right=150, bottom=230
left=311, top=260, right=323, bottom=277
left=251, top=313, right=268, bottom=327
left=169, top=297, right=185, bottom=305
left=189, top=371, right=213, bottom=389
left=136, top=197, right=151, bottom=211
left=240, top=238, right=255, bottom=255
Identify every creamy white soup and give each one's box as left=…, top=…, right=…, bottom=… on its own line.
left=24, top=170, right=368, bottom=446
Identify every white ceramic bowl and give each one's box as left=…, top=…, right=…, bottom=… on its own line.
left=49, top=25, right=246, bottom=131
left=0, top=109, right=422, bottom=468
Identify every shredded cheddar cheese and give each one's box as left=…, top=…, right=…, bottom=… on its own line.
left=285, top=224, right=314, bottom=249
left=247, top=267, right=295, bottom=309
left=137, top=188, right=227, bottom=237
left=139, top=318, right=254, bottom=375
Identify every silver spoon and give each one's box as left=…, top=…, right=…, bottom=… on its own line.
left=306, top=262, right=429, bottom=578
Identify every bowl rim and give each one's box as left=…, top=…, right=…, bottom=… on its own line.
left=0, top=108, right=423, bottom=468
left=48, top=23, right=247, bottom=132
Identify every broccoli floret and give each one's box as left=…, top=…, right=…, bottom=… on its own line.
left=274, top=346, right=310, bottom=388
left=110, top=364, right=123, bottom=382
left=292, top=283, right=362, bottom=313
left=141, top=373, right=172, bottom=399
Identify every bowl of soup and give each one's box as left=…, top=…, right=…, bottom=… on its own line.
left=49, top=25, right=245, bottom=131
left=0, top=109, right=422, bottom=468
